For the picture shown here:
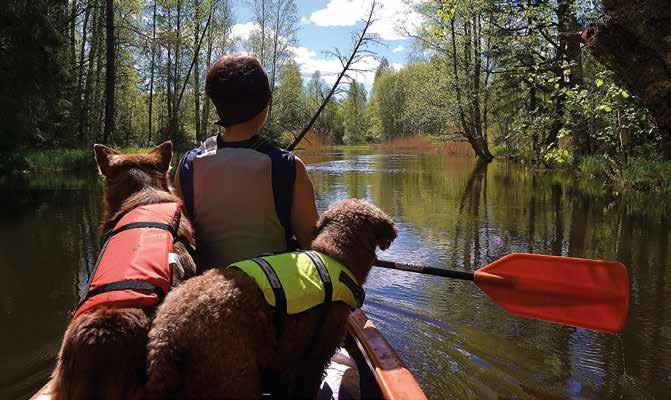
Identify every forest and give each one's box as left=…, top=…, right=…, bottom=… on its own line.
left=1, top=0, right=670, bottom=191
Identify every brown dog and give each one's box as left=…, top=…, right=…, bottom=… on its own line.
left=50, top=142, right=197, bottom=400
left=145, top=198, right=397, bottom=399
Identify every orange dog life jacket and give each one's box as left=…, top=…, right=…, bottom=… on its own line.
left=73, top=202, right=182, bottom=320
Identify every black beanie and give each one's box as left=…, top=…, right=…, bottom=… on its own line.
left=205, top=55, right=272, bottom=127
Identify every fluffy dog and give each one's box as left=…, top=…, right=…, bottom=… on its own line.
left=50, top=142, right=197, bottom=400
left=145, top=198, right=397, bottom=399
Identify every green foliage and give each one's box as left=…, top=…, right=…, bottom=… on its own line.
left=0, top=0, right=71, bottom=152
left=620, top=159, right=671, bottom=193
left=25, top=149, right=96, bottom=172
left=543, top=149, right=573, bottom=169
left=577, top=155, right=615, bottom=180
left=342, top=82, right=370, bottom=145
left=2, top=0, right=668, bottom=190
left=491, top=144, right=510, bottom=158
left=23, top=146, right=183, bottom=172
left=367, top=60, right=406, bottom=141
left=269, top=62, right=305, bottom=139
left=561, top=58, right=655, bottom=157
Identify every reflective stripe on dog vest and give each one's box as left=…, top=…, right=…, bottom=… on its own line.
left=228, top=251, right=364, bottom=314
left=73, top=202, right=182, bottom=320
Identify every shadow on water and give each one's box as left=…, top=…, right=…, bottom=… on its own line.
left=0, top=173, right=101, bottom=399
left=1, top=150, right=670, bottom=399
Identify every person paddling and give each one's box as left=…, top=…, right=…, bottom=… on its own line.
left=175, top=55, right=319, bottom=268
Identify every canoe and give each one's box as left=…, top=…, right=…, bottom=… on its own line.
left=30, top=309, right=425, bottom=400
left=342, top=309, right=427, bottom=400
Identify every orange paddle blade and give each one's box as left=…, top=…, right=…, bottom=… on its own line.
left=473, top=253, right=629, bottom=333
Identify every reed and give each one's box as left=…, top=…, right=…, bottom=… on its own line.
left=380, top=136, right=475, bottom=156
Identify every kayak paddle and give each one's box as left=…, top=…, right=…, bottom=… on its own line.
left=374, top=253, right=629, bottom=333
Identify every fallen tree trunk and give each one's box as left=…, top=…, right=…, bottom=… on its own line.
left=582, top=0, right=671, bottom=159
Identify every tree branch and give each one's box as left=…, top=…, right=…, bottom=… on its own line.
left=288, top=1, right=377, bottom=150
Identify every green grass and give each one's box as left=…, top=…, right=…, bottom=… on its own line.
left=577, top=155, right=614, bottom=180
left=577, top=155, right=671, bottom=193
left=23, top=147, right=183, bottom=172
left=25, top=148, right=95, bottom=172
left=620, top=158, right=671, bottom=193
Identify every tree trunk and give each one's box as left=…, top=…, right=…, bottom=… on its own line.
left=76, top=0, right=91, bottom=143
left=260, top=0, right=266, bottom=67
left=82, top=0, right=101, bottom=141
left=558, top=0, right=587, bottom=155
left=148, top=0, right=157, bottom=145
left=267, top=0, right=282, bottom=124
left=70, top=0, right=78, bottom=90
left=92, top=0, right=106, bottom=140
left=200, top=26, right=213, bottom=140
left=193, top=0, right=201, bottom=141
left=102, top=0, right=115, bottom=144
left=174, top=0, right=182, bottom=127
left=583, top=0, right=671, bottom=159
left=166, top=6, right=173, bottom=137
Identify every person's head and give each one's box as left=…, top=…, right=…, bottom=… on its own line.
left=205, top=55, right=271, bottom=131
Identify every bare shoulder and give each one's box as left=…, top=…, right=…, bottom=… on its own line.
left=294, top=156, right=312, bottom=180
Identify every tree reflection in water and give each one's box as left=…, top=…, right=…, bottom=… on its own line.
left=0, top=150, right=669, bottom=399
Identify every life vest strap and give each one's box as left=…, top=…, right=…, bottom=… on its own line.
left=250, top=257, right=287, bottom=340
left=304, top=251, right=333, bottom=304
left=339, top=271, right=365, bottom=308
left=77, top=279, right=166, bottom=308
left=302, top=251, right=335, bottom=363
left=101, top=221, right=176, bottom=245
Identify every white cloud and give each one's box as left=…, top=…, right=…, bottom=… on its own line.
left=308, top=0, right=422, bottom=40
left=292, top=46, right=380, bottom=86
left=392, top=45, right=405, bottom=53
left=300, top=16, right=310, bottom=24
left=231, top=22, right=259, bottom=41
left=391, top=62, right=403, bottom=71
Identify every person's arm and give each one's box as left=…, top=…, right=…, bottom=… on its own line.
left=291, top=156, right=319, bottom=249
left=174, top=164, right=185, bottom=201
left=172, top=152, right=194, bottom=220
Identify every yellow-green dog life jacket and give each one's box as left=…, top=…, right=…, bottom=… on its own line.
left=227, top=251, right=364, bottom=314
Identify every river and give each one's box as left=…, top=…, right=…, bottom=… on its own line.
left=1, top=149, right=669, bottom=399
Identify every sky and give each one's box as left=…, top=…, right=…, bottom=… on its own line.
left=230, top=0, right=424, bottom=89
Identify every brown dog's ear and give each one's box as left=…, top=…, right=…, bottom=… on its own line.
left=375, top=216, right=397, bottom=251
left=149, top=141, right=173, bottom=172
left=93, top=144, right=119, bottom=176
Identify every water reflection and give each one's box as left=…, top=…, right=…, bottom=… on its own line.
left=306, top=150, right=670, bottom=399
left=1, top=150, right=670, bottom=399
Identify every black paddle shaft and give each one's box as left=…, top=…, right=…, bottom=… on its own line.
left=374, top=259, right=475, bottom=281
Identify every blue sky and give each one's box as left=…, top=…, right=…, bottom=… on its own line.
left=231, top=0, right=422, bottom=88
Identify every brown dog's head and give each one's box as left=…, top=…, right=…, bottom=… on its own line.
left=94, top=141, right=173, bottom=214
left=311, top=199, right=397, bottom=284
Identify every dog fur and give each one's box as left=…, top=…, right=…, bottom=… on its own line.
left=50, top=142, right=197, bottom=400
left=145, top=198, right=397, bottom=399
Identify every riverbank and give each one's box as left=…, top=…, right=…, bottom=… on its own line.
left=576, top=155, right=671, bottom=194
left=4, top=147, right=186, bottom=174
left=9, top=140, right=671, bottom=194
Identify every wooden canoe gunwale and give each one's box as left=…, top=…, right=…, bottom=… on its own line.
left=346, top=309, right=427, bottom=400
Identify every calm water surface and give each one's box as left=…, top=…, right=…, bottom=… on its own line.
left=1, top=149, right=670, bottom=399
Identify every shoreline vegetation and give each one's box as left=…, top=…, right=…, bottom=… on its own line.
left=4, top=1, right=670, bottom=196
left=15, top=136, right=671, bottom=194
